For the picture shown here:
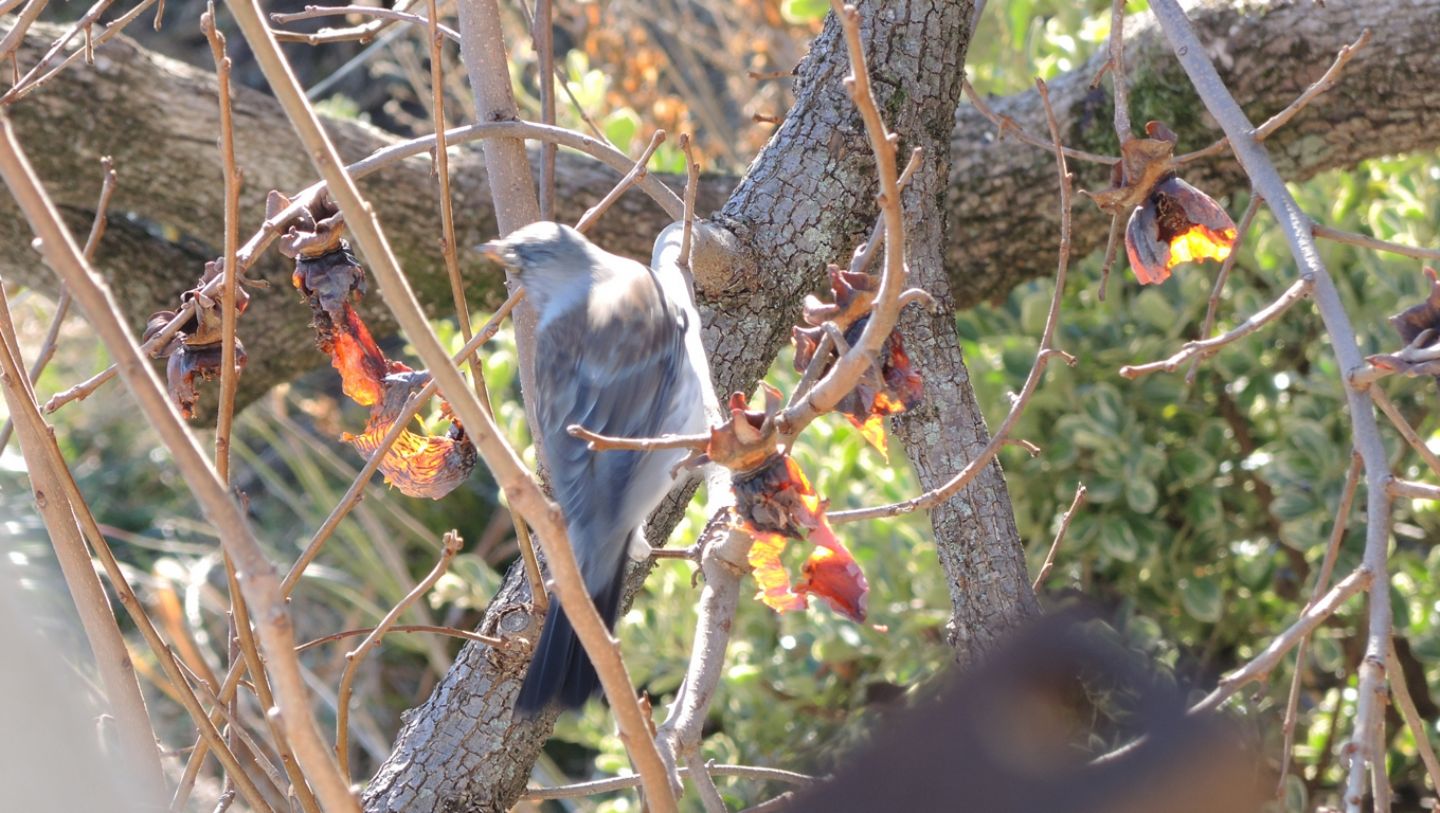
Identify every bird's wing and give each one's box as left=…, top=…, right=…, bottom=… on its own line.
left=534, top=269, right=688, bottom=591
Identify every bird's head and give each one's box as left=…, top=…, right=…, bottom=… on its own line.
left=478, top=221, right=599, bottom=314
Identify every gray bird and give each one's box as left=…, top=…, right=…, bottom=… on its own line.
left=480, top=221, right=709, bottom=713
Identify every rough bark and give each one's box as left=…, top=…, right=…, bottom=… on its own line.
left=5, top=0, right=1438, bottom=409
left=951, top=0, right=1440, bottom=305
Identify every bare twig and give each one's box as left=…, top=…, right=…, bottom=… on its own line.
left=773, top=1, right=910, bottom=444
left=0, top=0, right=159, bottom=105
left=215, top=0, right=675, bottom=802
left=522, top=763, right=815, bottom=800
left=1370, top=387, right=1440, bottom=480
left=1388, top=479, right=1440, bottom=501
left=337, top=531, right=463, bottom=779
left=960, top=79, right=1117, bottom=166
left=0, top=0, right=116, bottom=104
left=295, top=624, right=500, bottom=654
left=1277, top=452, right=1362, bottom=798
left=202, top=7, right=243, bottom=485
left=40, top=117, right=685, bottom=416
left=1118, top=277, right=1313, bottom=379
left=1173, top=31, right=1373, bottom=166
left=1032, top=483, right=1086, bottom=591
left=534, top=0, right=556, bottom=220
left=575, top=129, right=666, bottom=234
left=655, top=510, right=748, bottom=801
left=269, top=0, right=427, bottom=44
left=1098, top=566, right=1374, bottom=766
left=1097, top=214, right=1121, bottom=302
left=0, top=113, right=358, bottom=813
left=678, top=133, right=701, bottom=272
left=568, top=424, right=709, bottom=453
left=0, top=289, right=167, bottom=803
left=0, top=0, right=50, bottom=76
left=1387, top=638, right=1440, bottom=796
left=172, top=296, right=518, bottom=805
left=1147, top=9, right=1395, bottom=810
left=225, top=560, right=323, bottom=813
left=0, top=156, right=113, bottom=454
left=269, top=4, right=459, bottom=41
left=830, top=76, right=1077, bottom=525
left=1312, top=223, right=1440, bottom=263
left=1185, top=192, right=1261, bottom=385
left=1107, top=0, right=1131, bottom=143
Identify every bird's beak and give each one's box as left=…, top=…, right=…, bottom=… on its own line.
left=476, top=240, right=510, bottom=270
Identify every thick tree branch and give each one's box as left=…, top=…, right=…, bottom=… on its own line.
left=5, top=0, right=1438, bottom=408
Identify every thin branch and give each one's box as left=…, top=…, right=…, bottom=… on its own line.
left=1387, top=478, right=1440, bottom=501
left=213, top=0, right=676, bottom=803
left=337, top=531, right=463, bottom=780
left=269, top=0, right=427, bottom=45
left=0, top=156, right=114, bottom=454
left=173, top=295, right=518, bottom=804
left=773, top=1, right=910, bottom=443
left=202, top=7, right=243, bottom=485
left=0, top=0, right=116, bottom=104
left=170, top=656, right=291, bottom=808
left=830, top=76, right=1077, bottom=525
left=522, top=763, right=815, bottom=801
left=1107, top=0, right=1131, bottom=143
left=1118, top=277, right=1313, bottom=379
left=225, top=558, right=323, bottom=813
left=533, top=0, right=556, bottom=220
left=0, top=0, right=50, bottom=76
left=40, top=118, right=685, bottom=417
left=0, top=113, right=359, bottom=813
left=1097, top=566, right=1374, bottom=765
left=1032, top=483, right=1086, bottom=591
left=295, top=624, right=500, bottom=654
left=1370, top=387, right=1440, bottom=480
left=0, top=0, right=159, bottom=105
left=575, top=129, right=666, bottom=234
left=0, top=289, right=167, bottom=802
left=1277, top=452, right=1362, bottom=798
left=1185, top=191, right=1261, bottom=385
left=1387, top=638, right=1440, bottom=796
left=269, top=4, right=460, bottom=42
left=1147, top=9, right=1395, bottom=811
left=568, top=424, right=709, bottom=453
left=655, top=510, right=749, bottom=801
left=960, top=79, right=1118, bottom=165
left=1173, top=30, right=1372, bottom=166
left=678, top=133, right=700, bottom=272
left=1313, top=223, right=1440, bottom=263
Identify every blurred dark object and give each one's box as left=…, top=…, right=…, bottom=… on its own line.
left=788, top=613, right=1267, bottom=813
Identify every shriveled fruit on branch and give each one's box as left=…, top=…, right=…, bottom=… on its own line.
left=1368, top=266, right=1440, bottom=383
left=279, top=193, right=477, bottom=499
left=343, top=371, right=478, bottom=499
left=143, top=263, right=251, bottom=419
left=1084, top=121, right=1237, bottom=285
left=737, top=453, right=868, bottom=622
left=792, top=266, right=925, bottom=455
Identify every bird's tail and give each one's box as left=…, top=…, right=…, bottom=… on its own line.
left=515, top=554, right=628, bottom=715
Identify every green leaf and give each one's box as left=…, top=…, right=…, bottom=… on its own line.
left=1169, top=448, right=1216, bottom=486
left=780, top=0, right=829, bottom=23
left=1099, top=517, right=1139, bottom=562
left=603, top=109, right=640, bottom=153
left=1126, top=477, right=1159, bottom=514
left=1180, top=576, right=1223, bottom=623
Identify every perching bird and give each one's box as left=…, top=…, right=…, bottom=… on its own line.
left=480, top=222, right=710, bottom=714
